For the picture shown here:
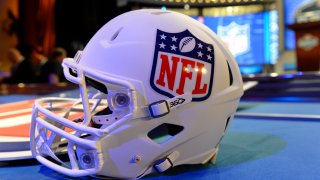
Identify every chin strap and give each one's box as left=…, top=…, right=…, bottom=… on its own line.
left=148, top=93, right=192, bottom=118
left=92, top=112, right=125, bottom=126
left=154, top=151, right=180, bottom=173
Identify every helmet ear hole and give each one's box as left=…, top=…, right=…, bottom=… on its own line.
left=147, top=123, right=184, bottom=144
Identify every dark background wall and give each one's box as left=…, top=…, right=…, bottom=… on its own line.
left=17, top=0, right=129, bottom=57
left=0, top=0, right=19, bottom=72
left=54, top=0, right=129, bottom=56
left=0, top=0, right=130, bottom=72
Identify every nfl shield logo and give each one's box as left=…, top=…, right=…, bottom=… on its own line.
left=150, top=29, right=214, bottom=102
left=217, top=22, right=250, bottom=57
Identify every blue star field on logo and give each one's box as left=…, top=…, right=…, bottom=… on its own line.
left=155, top=29, right=215, bottom=63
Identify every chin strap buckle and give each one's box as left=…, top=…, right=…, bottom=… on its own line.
left=154, top=151, right=180, bottom=173
left=148, top=100, right=170, bottom=118
left=148, top=93, right=192, bottom=118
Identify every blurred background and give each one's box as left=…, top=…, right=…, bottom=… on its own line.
left=0, top=0, right=319, bottom=84
left=2, top=1, right=320, bottom=178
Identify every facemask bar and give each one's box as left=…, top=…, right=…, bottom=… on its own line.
left=91, top=88, right=133, bottom=126
left=65, top=58, right=135, bottom=121
left=30, top=51, right=193, bottom=178
left=30, top=53, right=143, bottom=177
left=63, top=57, right=137, bottom=109
left=30, top=98, right=105, bottom=177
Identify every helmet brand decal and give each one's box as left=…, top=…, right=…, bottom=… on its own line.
left=150, top=29, right=214, bottom=101
left=169, top=98, right=185, bottom=108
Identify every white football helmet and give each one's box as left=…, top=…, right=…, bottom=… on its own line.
left=30, top=9, right=243, bottom=179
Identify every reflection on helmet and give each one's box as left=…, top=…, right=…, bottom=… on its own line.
left=30, top=9, right=243, bottom=179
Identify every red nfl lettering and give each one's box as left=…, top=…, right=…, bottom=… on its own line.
left=156, top=54, right=179, bottom=91
left=192, top=62, right=207, bottom=94
left=156, top=54, right=208, bottom=95
left=176, top=58, right=195, bottom=95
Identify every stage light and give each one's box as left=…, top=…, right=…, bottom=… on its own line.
left=227, top=6, right=233, bottom=13
left=270, top=73, right=278, bottom=77
left=18, top=83, right=25, bottom=88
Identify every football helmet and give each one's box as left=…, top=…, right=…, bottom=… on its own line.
left=30, top=9, right=243, bottom=178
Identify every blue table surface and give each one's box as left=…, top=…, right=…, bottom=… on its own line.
left=0, top=93, right=320, bottom=180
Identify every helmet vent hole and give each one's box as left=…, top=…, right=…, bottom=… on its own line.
left=110, top=27, right=123, bottom=41
left=147, top=123, right=184, bottom=144
left=224, top=116, right=231, bottom=132
left=151, top=11, right=171, bottom=15
left=226, top=60, right=233, bottom=86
